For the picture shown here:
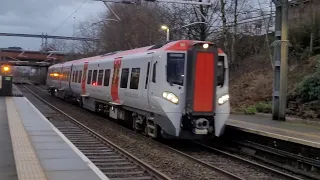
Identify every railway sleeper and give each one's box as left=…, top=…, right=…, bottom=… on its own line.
left=105, top=171, right=147, bottom=176
left=89, top=155, right=123, bottom=159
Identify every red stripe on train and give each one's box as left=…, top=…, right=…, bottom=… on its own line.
left=111, top=58, right=122, bottom=103
left=81, top=62, right=88, bottom=94
left=193, top=52, right=215, bottom=112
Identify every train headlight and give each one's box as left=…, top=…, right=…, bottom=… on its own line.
left=203, top=43, right=209, bottom=49
left=162, top=91, right=179, bottom=104
left=218, top=94, right=229, bottom=105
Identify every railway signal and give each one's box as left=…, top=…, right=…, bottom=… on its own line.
left=1, top=65, right=12, bottom=75
left=3, top=66, right=10, bottom=72
left=0, top=65, right=13, bottom=96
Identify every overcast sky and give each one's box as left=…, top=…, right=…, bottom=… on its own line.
left=0, top=0, right=105, bottom=51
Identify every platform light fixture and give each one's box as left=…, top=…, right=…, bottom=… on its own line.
left=161, top=25, right=170, bottom=41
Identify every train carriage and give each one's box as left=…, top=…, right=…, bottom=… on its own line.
left=47, top=40, right=230, bottom=139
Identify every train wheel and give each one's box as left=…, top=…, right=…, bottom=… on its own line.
left=133, top=114, right=144, bottom=133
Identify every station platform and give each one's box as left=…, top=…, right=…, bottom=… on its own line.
left=0, top=96, right=109, bottom=180
left=227, top=114, right=320, bottom=148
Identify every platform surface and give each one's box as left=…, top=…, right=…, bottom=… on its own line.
left=227, top=114, right=320, bottom=148
left=0, top=97, right=18, bottom=180
left=2, top=96, right=109, bottom=180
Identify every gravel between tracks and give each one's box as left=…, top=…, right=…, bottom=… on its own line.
left=20, top=84, right=231, bottom=180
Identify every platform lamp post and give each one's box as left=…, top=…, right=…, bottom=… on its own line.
left=161, top=25, right=170, bottom=41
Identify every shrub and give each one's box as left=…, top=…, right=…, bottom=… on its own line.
left=255, top=102, right=272, bottom=113
left=296, top=60, right=320, bottom=102
left=244, top=105, right=256, bottom=115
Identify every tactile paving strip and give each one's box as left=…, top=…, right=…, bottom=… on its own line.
left=6, top=97, right=47, bottom=180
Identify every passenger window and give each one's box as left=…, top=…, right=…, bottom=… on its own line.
left=130, top=68, right=140, bottom=90
left=75, top=71, right=78, bottom=83
left=103, top=69, right=111, bottom=86
left=87, top=70, right=92, bottom=84
left=145, top=62, right=150, bottom=89
left=78, top=70, right=82, bottom=83
left=92, top=70, right=98, bottom=85
left=217, top=56, right=225, bottom=87
left=97, top=70, right=104, bottom=86
left=120, top=68, right=129, bottom=88
left=152, top=62, right=157, bottom=83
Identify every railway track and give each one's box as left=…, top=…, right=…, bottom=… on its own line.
left=20, top=83, right=309, bottom=180
left=162, top=140, right=305, bottom=180
left=223, top=139, right=320, bottom=180
left=19, top=84, right=171, bottom=180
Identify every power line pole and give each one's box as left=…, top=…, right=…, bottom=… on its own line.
left=272, top=0, right=289, bottom=121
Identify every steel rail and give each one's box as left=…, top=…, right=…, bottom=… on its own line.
left=24, top=83, right=244, bottom=180
left=24, top=83, right=304, bottom=180
left=195, top=142, right=304, bottom=180
left=21, top=84, right=171, bottom=180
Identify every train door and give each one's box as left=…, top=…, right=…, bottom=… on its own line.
left=81, top=62, right=88, bottom=95
left=142, top=54, right=153, bottom=110
left=59, top=65, right=63, bottom=89
left=69, top=64, right=73, bottom=91
left=147, top=54, right=158, bottom=111
left=111, top=58, right=122, bottom=104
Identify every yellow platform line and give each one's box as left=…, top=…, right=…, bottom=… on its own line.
left=6, top=97, right=48, bottom=180
left=228, top=119, right=320, bottom=148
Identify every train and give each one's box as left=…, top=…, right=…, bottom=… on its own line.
left=46, top=40, right=230, bottom=139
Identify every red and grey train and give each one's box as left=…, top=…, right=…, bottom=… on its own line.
left=46, top=40, right=230, bottom=139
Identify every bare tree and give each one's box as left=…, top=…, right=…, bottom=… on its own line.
left=220, top=0, right=229, bottom=57
left=231, top=0, right=238, bottom=63
left=257, top=0, right=274, bottom=68
left=309, top=0, right=316, bottom=57
left=45, top=39, right=73, bottom=53
left=75, top=17, right=101, bottom=55
left=177, top=2, right=221, bottom=41
left=97, top=2, right=178, bottom=53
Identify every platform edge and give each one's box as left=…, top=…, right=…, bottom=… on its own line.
left=21, top=97, right=110, bottom=180
left=6, top=97, right=48, bottom=180
left=227, top=119, right=320, bottom=149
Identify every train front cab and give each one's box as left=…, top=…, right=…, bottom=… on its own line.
left=182, top=42, right=230, bottom=138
